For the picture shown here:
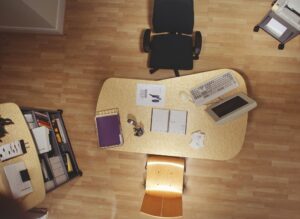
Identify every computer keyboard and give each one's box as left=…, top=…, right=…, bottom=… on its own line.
left=190, top=72, right=239, bottom=106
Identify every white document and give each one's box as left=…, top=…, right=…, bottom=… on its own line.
left=190, top=131, right=205, bottom=149
left=4, top=161, right=33, bottom=198
left=151, top=109, right=169, bottom=132
left=136, top=83, right=166, bottom=107
left=169, top=110, right=187, bottom=134
left=265, top=18, right=287, bottom=37
left=32, top=126, right=52, bottom=154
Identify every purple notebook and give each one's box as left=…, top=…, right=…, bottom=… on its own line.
left=96, top=114, right=122, bottom=147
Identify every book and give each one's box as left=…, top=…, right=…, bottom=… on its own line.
left=95, top=109, right=123, bottom=148
left=49, top=156, right=68, bottom=185
left=32, top=126, right=52, bottom=154
left=151, top=109, right=187, bottom=134
left=51, top=118, right=67, bottom=144
left=34, top=111, right=51, bottom=129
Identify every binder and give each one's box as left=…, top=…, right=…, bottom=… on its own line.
left=95, top=109, right=123, bottom=148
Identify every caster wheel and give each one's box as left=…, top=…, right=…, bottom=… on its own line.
left=278, top=43, right=285, bottom=50
left=253, top=26, right=259, bottom=32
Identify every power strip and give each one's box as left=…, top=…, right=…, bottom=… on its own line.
left=0, top=140, right=27, bottom=162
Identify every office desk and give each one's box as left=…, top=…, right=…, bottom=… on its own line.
left=0, top=103, right=45, bottom=210
left=96, top=69, right=248, bottom=160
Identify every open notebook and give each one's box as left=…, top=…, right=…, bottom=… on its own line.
left=151, top=108, right=187, bottom=134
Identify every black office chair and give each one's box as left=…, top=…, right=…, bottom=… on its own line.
left=143, top=0, right=202, bottom=77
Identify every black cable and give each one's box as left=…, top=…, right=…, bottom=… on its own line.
left=0, top=116, right=14, bottom=142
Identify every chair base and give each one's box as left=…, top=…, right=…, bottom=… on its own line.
left=149, top=68, right=180, bottom=77
left=278, top=43, right=285, bottom=50
left=253, top=25, right=259, bottom=32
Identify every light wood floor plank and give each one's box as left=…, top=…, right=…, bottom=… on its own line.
left=0, top=0, right=300, bottom=218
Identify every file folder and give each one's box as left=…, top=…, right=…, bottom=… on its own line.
left=95, top=109, right=123, bottom=148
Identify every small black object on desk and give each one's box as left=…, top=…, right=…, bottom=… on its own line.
left=127, top=119, right=144, bottom=137
left=0, top=116, right=14, bottom=142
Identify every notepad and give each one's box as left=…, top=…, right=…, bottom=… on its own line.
left=95, top=109, right=123, bottom=148
left=151, top=109, right=187, bottom=134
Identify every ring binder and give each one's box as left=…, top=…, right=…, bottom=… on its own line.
left=95, top=108, right=123, bottom=148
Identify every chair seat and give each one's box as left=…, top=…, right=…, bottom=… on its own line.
left=141, top=194, right=183, bottom=217
left=150, top=34, right=193, bottom=70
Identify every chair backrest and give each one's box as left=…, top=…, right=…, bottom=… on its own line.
left=140, top=155, right=185, bottom=217
left=152, top=0, right=194, bottom=34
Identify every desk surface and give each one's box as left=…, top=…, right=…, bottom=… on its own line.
left=96, top=69, right=248, bottom=160
left=0, top=103, right=45, bottom=210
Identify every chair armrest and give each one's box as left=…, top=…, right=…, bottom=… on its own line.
left=143, top=29, right=151, bottom=53
left=193, top=31, right=202, bottom=60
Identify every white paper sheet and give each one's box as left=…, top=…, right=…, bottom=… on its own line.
left=190, top=131, right=205, bottom=149
left=265, top=18, right=287, bottom=37
left=136, top=84, right=166, bottom=107
left=151, top=109, right=169, bottom=133
left=169, top=110, right=187, bottom=134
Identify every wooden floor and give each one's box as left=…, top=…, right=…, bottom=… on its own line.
left=0, top=0, right=300, bottom=218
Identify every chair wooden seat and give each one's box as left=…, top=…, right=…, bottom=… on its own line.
left=140, top=155, right=185, bottom=218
